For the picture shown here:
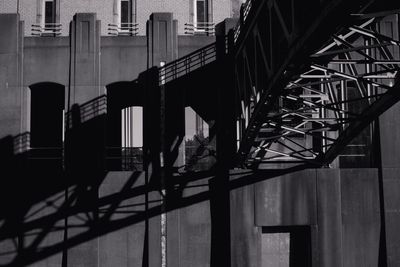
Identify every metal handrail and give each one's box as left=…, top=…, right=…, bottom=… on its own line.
left=159, top=41, right=217, bottom=85
left=184, top=22, right=215, bottom=35
left=108, top=23, right=139, bottom=36
left=31, top=23, right=62, bottom=37
left=158, top=35, right=229, bottom=85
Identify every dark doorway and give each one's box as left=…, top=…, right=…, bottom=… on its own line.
left=262, top=226, right=312, bottom=267
left=29, top=82, right=65, bottom=169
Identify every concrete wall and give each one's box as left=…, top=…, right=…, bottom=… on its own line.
left=379, top=100, right=400, bottom=267
left=0, top=0, right=234, bottom=36
left=232, top=168, right=382, bottom=267
left=0, top=12, right=214, bottom=144
left=0, top=14, right=24, bottom=139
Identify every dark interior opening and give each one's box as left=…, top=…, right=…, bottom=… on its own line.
left=30, top=82, right=65, bottom=148
left=45, top=0, right=55, bottom=24
left=262, top=226, right=312, bottom=267
left=106, top=81, right=143, bottom=170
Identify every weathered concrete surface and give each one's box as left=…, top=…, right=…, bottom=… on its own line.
left=380, top=167, right=400, bottom=267
left=177, top=36, right=215, bottom=58
left=255, top=169, right=317, bottom=226
left=379, top=91, right=400, bottom=266
left=23, top=37, right=69, bottom=86
left=101, top=36, right=147, bottom=85
left=230, top=170, right=261, bottom=267
left=316, top=168, right=343, bottom=267
left=244, top=168, right=381, bottom=267
left=98, top=171, right=146, bottom=267
left=0, top=14, right=24, bottom=138
left=176, top=179, right=211, bottom=267
left=340, top=169, right=380, bottom=267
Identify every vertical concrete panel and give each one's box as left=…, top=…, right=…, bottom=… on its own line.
left=70, top=13, right=102, bottom=107
left=340, top=169, right=380, bottom=267
left=379, top=102, right=400, bottom=168
left=98, top=171, right=146, bottom=267
left=254, top=169, right=317, bottom=226
left=381, top=168, right=400, bottom=267
left=100, top=37, right=148, bottom=84
left=230, top=172, right=260, bottom=267
left=0, top=14, right=24, bottom=138
left=147, top=13, right=178, bottom=67
left=316, top=168, right=343, bottom=267
left=25, top=190, right=65, bottom=267
left=178, top=180, right=211, bottom=267
left=379, top=63, right=400, bottom=266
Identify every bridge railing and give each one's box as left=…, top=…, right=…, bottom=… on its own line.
left=159, top=42, right=217, bottom=84
left=158, top=36, right=229, bottom=85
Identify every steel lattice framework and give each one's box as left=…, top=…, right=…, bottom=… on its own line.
left=234, top=1, right=400, bottom=167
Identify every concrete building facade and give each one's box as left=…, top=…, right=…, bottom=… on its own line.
left=1, top=1, right=400, bottom=267
left=0, top=0, right=239, bottom=36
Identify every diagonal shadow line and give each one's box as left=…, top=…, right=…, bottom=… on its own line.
left=100, top=172, right=143, bottom=221
left=0, top=169, right=217, bottom=241
left=1, top=164, right=311, bottom=267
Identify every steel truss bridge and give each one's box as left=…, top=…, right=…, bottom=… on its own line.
left=233, top=0, right=400, bottom=168
left=2, top=0, right=400, bottom=266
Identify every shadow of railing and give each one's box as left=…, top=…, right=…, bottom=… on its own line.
left=105, top=146, right=143, bottom=171
left=65, top=95, right=107, bottom=129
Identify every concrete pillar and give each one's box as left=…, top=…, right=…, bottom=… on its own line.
left=69, top=13, right=102, bottom=107
left=146, top=13, right=178, bottom=67
left=0, top=15, right=24, bottom=267
left=65, top=13, right=103, bottom=267
left=0, top=14, right=24, bottom=139
left=377, top=14, right=400, bottom=267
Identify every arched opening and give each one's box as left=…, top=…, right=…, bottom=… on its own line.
left=106, top=81, right=143, bottom=170
left=29, top=82, right=65, bottom=168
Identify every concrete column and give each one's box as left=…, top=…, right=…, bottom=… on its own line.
left=146, top=13, right=178, bottom=67
left=65, top=13, right=103, bottom=267
left=0, top=14, right=25, bottom=266
left=377, top=14, right=400, bottom=267
left=0, top=14, right=24, bottom=139
left=69, top=13, right=102, bottom=107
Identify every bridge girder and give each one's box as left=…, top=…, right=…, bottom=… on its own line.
left=235, top=0, right=400, bottom=167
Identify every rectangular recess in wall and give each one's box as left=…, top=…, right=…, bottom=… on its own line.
left=262, top=226, right=311, bottom=267
left=80, top=21, right=90, bottom=52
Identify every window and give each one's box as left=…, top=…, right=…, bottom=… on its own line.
left=44, top=0, right=54, bottom=24
left=194, top=0, right=208, bottom=26
left=190, top=0, right=213, bottom=35
left=32, top=0, right=60, bottom=36
left=120, top=0, right=131, bottom=27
